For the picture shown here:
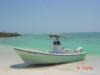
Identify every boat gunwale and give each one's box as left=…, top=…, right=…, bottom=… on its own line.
left=14, top=48, right=87, bottom=56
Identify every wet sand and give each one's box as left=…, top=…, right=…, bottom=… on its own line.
left=0, top=45, right=100, bottom=75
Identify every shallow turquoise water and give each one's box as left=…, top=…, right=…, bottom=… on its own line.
left=0, top=32, right=100, bottom=55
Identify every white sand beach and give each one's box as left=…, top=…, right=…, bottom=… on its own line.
left=0, top=45, right=100, bottom=75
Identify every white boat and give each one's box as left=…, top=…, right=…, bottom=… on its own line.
left=14, top=34, right=87, bottom=64
left=14, top=47, right=87, bottom=64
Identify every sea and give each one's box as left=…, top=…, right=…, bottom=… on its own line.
left=0, top=32, right=100, bottom=55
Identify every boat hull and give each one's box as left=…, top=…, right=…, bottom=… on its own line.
left=14, top=48, right=87, bottom=64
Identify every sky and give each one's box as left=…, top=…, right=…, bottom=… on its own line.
left=0, top=0, right=100, bottom=33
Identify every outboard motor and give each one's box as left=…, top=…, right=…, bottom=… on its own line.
left=75, top=46, right=84, bottom=53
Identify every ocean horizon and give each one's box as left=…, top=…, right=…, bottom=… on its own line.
left=0, top=32, right=100, bottom=55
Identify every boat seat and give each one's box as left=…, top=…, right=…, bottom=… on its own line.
left=49, top=49, right=63, bottom=54
left=63, top=48, right=73, bottom=54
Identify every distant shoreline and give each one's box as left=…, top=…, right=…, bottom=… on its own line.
left=0, top=32, right=21, bottom=38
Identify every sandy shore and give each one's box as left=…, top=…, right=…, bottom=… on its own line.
left=0, top=45, right=100, bottom=75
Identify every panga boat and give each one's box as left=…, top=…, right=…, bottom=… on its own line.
left=14, top=34, right=87, bottom=64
